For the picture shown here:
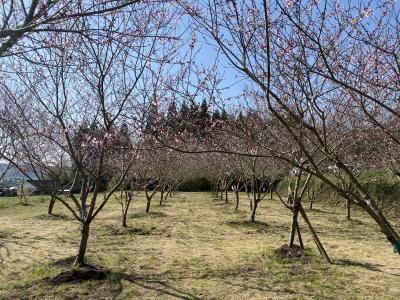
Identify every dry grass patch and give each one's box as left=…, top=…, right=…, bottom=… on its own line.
left=0, top=192, right=399, bottom=299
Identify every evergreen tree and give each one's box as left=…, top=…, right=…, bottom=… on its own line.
left=238, top=110, right=244, bottom=121
left=116, top=123, right=131, bottom=149
left=199, top=99, right=209, bottom=121
left=221, top=108, right=228, bottom=120
left=198, top=99, right=210, bottom=137
left=177, top=101, right=190, bottom=133
left=167, top=100, right=178, bottom=122
left=180, top=101, right=190, bottom=121
left=212, top=109, right=221, bottom=120
left=144, top=99, right=159, bottom=135
left=166, top=100, right=178, bottom=133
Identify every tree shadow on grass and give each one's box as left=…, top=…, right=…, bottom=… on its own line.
left=47, top=255, right=269, bottom=299
left=307, top=208, right=342, bottom=215
left=51, top=267, right=107, bottom=284
left=108, top=259, right=324, bottom=299
left=42, top=254, right=352, bottom=299
left=227, top=220, right=269, bottom=228
left=226, top=220, right=273, bottom=234
left=47, top=259, right=107, bottom=285
left=219, top=278, right=298, bottom=296
left=157, top=203, right=172, bottom=207
left=114, top=273, right=202, bottom=300
left=34, top=214, right=73, bottom=221
left=130, top=211, right=167, bottom=218
left=98, top=224, right=157, bottom=236
left=334, top=258, right=383, bottom=272
left=109, top=266, right=302, bottom=299
left=49, top=256, right=77, bottom=267
left=47, top=262, right=202, bottom=300
left=334, top=258, right=400, bottom=276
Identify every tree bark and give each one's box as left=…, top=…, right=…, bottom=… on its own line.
left=346, top=200, right=351, bottom=220
left=296, top=223, right=304, bottom=249
left=159, top=190, right=164, bottom=206
left=48, top=196, right=56, bottom=214
left=146, top=197, right=151, bottom=213
left=288, top=205, right=300, bottom=247
left=122, top=209, right=128, bottom=227
left=235, top=190, right=240, bottom=210
left=122, top=197, right=131, bottom=228
left=250, top=199, right=258, bottom=222
left=74, top=222, right=90, bottom=266
left=298, top=204, right=331, bottom=263
left=214, top=185, right=219, bottom=198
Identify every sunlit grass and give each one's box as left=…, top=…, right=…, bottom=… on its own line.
left=0, top=192, right=399, bottom=299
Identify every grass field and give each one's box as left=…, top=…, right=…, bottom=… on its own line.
left=0, top=192, right=399, bottom=299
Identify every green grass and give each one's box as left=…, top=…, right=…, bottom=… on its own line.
left=0, top=229, right=14, bottom=239
left=0, top=192, right=399, bottom=299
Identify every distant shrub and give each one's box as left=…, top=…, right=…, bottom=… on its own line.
left=359, top=171, right=400, bottom=214
left=178, top=177, right=212, bottom=192
left=275, top=169, right=400, bottom=214
left=303, top=169, right=400, bottom=214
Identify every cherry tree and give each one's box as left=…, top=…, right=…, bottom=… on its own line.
left=275, top=0, right=400, bottom=254
left=0, top=0, right=142, bottom=58
left=2, top=2, right=181, bottom=266
left=179, top=0, right=400, bottom=256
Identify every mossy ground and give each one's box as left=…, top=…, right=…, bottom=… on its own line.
left=0, top=192, right=399, bottom=299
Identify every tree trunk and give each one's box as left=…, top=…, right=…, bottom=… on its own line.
left=288, top=205, right=300, bottom=247
left=225, top=189, right=228, bottom=203
left=122, top=200, right=130, bottom=228
left=74, top=222, right=90, bottom=266
left=250, top=199, right=258, bottom=222
left=235, top=190, right=239, bottom=211
left=122, top=209, right=128, bottom=227
left=121, top=191, right=133, bottom=228
left=19, top=184, right=28, bottom=205
left=296, top=223, right=304, bottom=249
left=159, top=190, right=164, bottom=206
left=220, top=190, right=223, bottom=200
left=146, top=197, right=151, bottom=213
left=346, top=200, right=351, bottom=220
left=48, top=196, right=56, bottom=214
left=298, top=204, right=331, bottom=263
left=214, top=186, right=219, bottom=198
left=309, top=200, right=313, bottom=210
